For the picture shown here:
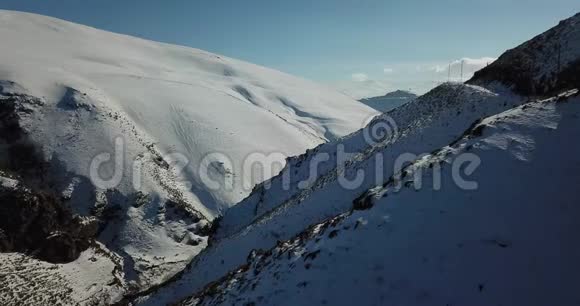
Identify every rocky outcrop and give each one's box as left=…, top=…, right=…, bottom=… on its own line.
left=468, top=12, right=580, bottom=96
left=0, top=92, right=47, bottom=186
left=0, top=176, right=98, bottom=263
left=0, top=91, right=97, bottom=263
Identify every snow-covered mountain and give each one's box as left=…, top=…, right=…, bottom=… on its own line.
left=0, top=9, right=377, bottom=304
left=138, top=81, right=522, bottom=306
left=181, top=90, right=580, bottom=306
left=2, top=9, right=580, bottom=306
left=0, top=10, right=376, bottom=213
left=359, top=89, right=417, bottom=112
left=136, top=12, right=580, bottom=306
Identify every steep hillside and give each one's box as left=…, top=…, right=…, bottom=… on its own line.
left=468, top=12, right=580, bottom=96
left=138, top=12, right=580, bottom=306
left=216, top=84, right=517, bottom=240
left=0, top=9, right=376, bottom=299
left=0, top=172, right=125, bottom=305
left=180, top=91, right=580, bottom=306
left=0, top=246, right=125, bottom=305
left=139, top=83, right=523, bottom=305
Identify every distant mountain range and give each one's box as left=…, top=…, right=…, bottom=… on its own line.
left=359, top=90, right=418, bottom=112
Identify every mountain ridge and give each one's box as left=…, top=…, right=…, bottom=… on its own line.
left=359, top=89, right=417, bottom=112
left=468, top=12, right=580, bottom=96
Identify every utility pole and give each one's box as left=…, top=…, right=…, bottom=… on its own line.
left=460, top=60, right=464, bottom=82
left=448, top=62, right=451, bottom=83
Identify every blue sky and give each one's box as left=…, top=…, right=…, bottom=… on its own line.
left=1, top=0, right=579, bottom=97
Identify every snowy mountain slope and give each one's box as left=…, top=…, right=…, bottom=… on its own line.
left=0, top=171, right=125, bottom=305
left=2, top=9, right=579, bottom=306
left=469, top=12, right=580, bottom=96
left=0, top=10, right=376, bottom=294
left=179, top=91, right=580, bottom=306
left=138, top=12, right=580, bottom=305
left=215, top=84, right=515, bottom=237
left=0, top=246, right=125, bottom=305
left=359, top=89, right=417, bottom=112
left=138, top=84, right=523, bottom=305
left=0, top=89, right=214, bottom=295
left=0, top=10, right=376, bottom=213
left=216, top=84, right=519, bottom=240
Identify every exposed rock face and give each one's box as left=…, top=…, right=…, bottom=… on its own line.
left=468, top=12, right=580, bottom=96
left=0, top=92, right=97, bottom=263
left=0, top=92, right=47, bottom=185
left=0, top=179, right=98, bottom=263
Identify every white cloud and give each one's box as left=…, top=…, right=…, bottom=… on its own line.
left=452, top=57, right=496, bottom=67
left=351, top=73, right=369, bottom=82
left=331, top=56, right=497, bottom=99
left=383, top=67, right=394, bottom=74
left=420, top=57, right=496, bottom=78
left=412, top=57, right=497, bottom=83
left=428, top=65, right=447, bottom=73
